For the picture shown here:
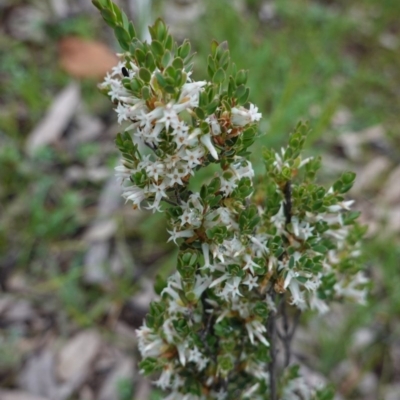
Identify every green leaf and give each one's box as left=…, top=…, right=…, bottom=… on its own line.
left=128, top=22, right=136, bottom=39
left=154, top=274, right=167, bottom=295
left=161, top=50, right=172, bottom=68
left=139, top=67, right=151, bottom=83
left=213, top=68, right=226, bottom=84
left=178, top=40, right=191, bottom=59
left=130, top=77, right=141, bottom=92
left=165, top=34, right=173, bottom=51
left=151, top=40, right=164, bottom=57
left=100, top=9, right=117, bottom=27
left=254, top=301, right=268, bottom=317
left=236, top=69, right=248, bottom=86
left=172, top=57, right=184, bottom=70
left=237, top=88, right=250, bottom=105
left=235, top=84, right=246, bottom=99
left=135, top=48, right=146, bottom=64
left=138, top=358, right=160, bottom=375
left=210, top=39, right=219, bottom=57
left=145, top=52, right=156, bottom=71
left=194, top=107, right=206, bottom=120
left=155, top=72, right=167, bottom=88
left=114, top=26, right=130, bottom=50
left=141, top=86, right=151, bottom=100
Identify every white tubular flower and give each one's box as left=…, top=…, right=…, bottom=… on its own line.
left=158, top=105, right=179, bottom=131
left=192, top=275, right=212, bottom=299
left=231, top=104, right=262, bottom=126
left=327, top=200, right=354, bottom=212
left=245, top=320, right=269, bottom=347
left=167, top=227, right=195, bottom=244
left=222, top=276, right=243, bottom=300
left=249, top=235, right=269, bottom=255
left=200, top=133, right=219, bottom=160
left=207, top=114, right=222, bottom=136
left=232, top=160, right=254, bottom=180
left=242, top=274, right=259, bottom=290
left=243, top=383, right=260, bottom=398
left=154, top=364, right=173, bottom=390
left=288, top=279, right=306, bottom=307
left=180, top=81, right=207, bottom=100
left=122, top=187, right=146, bottom=208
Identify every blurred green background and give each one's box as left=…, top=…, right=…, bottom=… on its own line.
left=1, top=0, right=400, bottom=399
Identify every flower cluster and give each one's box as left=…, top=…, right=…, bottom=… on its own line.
left=100, top=38, right=260, bottom=213
left=94, top=1, right=367, bottom=398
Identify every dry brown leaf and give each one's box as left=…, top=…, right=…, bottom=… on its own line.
left=59, top=37, right=118, bottom=79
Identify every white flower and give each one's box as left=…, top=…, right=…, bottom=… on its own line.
left=242, top=254, right=259, bottom=275
left=145, top=161, right=165, bottom=181
left=192, top=275, right=212, bottom=299
left=231, top=104, right=261, bottom=126
left=243, top=383, right=260, bottom=398
left=200, top=133, right=219, bottom=160
left=166, top=170, right=184, bottom=186
left=158, top=104, right=180, bottom=131
left=122, top=186, right=146, bottom=208
left=327, top=200, right=354, bottom=212
left=167, top=227, right=195, bottom=244
left=288, top=279, right=305, bottom=307
left=243, top=274, right=259, bottom=290
left=207, top=114, right=222, bottom=136
left=271, top=203, right=286, bottom=230
left=154, top=364, right=173, bottom=389
left=221, top=276, right=243, bottom=300
left=182, top=147, right=205, bottom=168
left=188, top=347, right=208, bottom=371
left=249, top=235, right=269, bottom=255
left=245, top=320, right=269, bottom=346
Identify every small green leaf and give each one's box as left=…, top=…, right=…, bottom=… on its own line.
left=213, top=68, right=226, bottom=84
left=139, top=67, right=151, bottom=83
left=236, top=69, right=248, bottom=86
left=162, top=50, right=172, bottom=68
left=151, top=40, right=164, bottom=57
left=210, top=39, right=219, bottom=57
left=114, top=26, right=130, bottom=50
left=141, top=86, right=151, bottom=100
left=172, top=57, right=184, bottom=70
left=178, top=40, right=191, bottom=59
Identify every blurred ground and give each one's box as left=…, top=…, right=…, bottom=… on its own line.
left=0, top=0, right=400, bottom=399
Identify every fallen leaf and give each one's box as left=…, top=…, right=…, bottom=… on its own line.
left=25, top=83, right=80, bottom=155
left=19, top=349, right=58, bottom=398
left=56, top=330, right=102, bottom=382
left=97, top=356, right=134, bottom=400
left=0, top=391, right=49, bottom=400
left=380, top=165, right=400, bottom=204
left=84, top=220, right=117, bottom=242
left=352, top=156, right=391, bottom=193
left=59, top=37, right=118, bottom=79
left=84, top=241, right=110, bottom=284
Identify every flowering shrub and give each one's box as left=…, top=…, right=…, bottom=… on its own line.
left=93, top=0, right=367, bottom=398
